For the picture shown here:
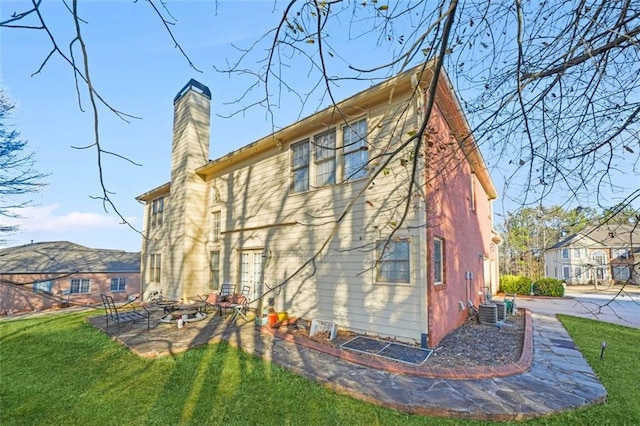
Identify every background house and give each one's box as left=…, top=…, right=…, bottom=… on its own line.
left=544, top=224, right=639, bottom=285
left=0, top=241, right=141, bottom=315
left=137, top=63, right=499, bottom=348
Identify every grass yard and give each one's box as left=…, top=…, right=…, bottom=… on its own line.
left=1, top=312, right=638, bottom=425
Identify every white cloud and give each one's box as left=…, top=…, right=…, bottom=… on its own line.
left=0, top=204, right=140, bottom=251
left=0, top=204, right=136, bottom=232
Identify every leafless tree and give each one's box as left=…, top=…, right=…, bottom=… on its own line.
left=2, top=1, right=639, bottom=302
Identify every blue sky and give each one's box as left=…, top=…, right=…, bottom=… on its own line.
left=1, top=1, right=311, bottom=251
left=1, top=1, right=636, bottom=252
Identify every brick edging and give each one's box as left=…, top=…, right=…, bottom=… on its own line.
left=260, top=309, right=533, bottom=379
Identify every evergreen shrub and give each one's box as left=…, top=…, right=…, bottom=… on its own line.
left=499, top=275, right=532, bottom=295
left=532, top=278, right=565, bottom=297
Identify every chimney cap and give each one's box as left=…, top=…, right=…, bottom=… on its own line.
left=174, top=79, right=211, bottom=104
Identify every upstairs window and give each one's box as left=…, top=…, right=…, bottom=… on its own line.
left=291, top=140, right=310, bottom=193
left=343, top=119, right=368, bottom=180
left=151, top=197, right=164, bottom=227
left=613, top=248, right=630, bottom=258
left=573, top=248, right=582, bottom=258
left=70, top=279, right=90, bottom=294
left=314, top=129, right=336, bottom=187
left=377, top=239, right=410, bottom=283
left=110, top=277, right=127, bottom=292
left=561, top=248, right=569, bottom=259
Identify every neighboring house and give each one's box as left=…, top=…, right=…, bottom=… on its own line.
left=0, top=241, right=141, bottom=315
left=137, top=62, right=500, bottom=348
left=544, top=224, right=639, bottom=285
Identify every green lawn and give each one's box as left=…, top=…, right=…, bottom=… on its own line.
left=1, top=312, right=638, bottom=425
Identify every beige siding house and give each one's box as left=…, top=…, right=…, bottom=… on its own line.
left=544, top=224, right=639, bottom=286
left=137, top=63, right=500, bottom=347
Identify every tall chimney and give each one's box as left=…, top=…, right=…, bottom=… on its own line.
left=167, top=79, right=211, bottom=299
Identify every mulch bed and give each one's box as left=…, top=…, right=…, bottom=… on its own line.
left=277, top=311, right=525, bottom=368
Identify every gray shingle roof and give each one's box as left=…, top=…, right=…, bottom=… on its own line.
left=547, top=224, right=639, bottom=250
left=0, top=241, right=140, bottom=274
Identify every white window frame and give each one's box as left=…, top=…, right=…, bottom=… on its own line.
left=376, top=239, right=411, bottom=284
left=149, top=253, right=161, bottom=283
left=342, top=119, right=368, bottom=181
left=575, top=266, right=583, bottom=280
left=151, top=196, right=164, bottom=228
left=291, top=139, right=310, bottom=193
left=110, top=277, right=127, bottom=292
left=573, top=248, right=582, bottom=258
left=613, top=248, right=629, bottom=259
left=314, top=129, right=336, bottom=187
left=70, top=279, right=90, bottom=294
left=562, top=266, right=571, bottom=280
left=433, top=238, right=444, bottom=285
left=210, top=250, right=220, bottom=291
left=561, top=248, right=569, bottom=259
left=613, top=266, right=630, bottom=281
left=212, top=211, right=221, bottom=243
left=33, top=280, right=52, bottom=293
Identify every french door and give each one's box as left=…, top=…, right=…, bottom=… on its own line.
left=239, top=249, right=263, bottom=301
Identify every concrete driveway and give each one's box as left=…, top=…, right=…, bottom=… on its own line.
left=515, top=285, right=640, bottom=328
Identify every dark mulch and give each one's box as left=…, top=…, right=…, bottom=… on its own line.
left=279, top=311, right=525, bottom=368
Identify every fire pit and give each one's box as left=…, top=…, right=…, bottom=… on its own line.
left=159, top=303, right=207, bottom=324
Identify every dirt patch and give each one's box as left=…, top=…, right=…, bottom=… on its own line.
left=276, top=312, right=525, bottom=368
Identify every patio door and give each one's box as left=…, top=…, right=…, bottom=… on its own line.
left=240, top=249, right=263, bottom=301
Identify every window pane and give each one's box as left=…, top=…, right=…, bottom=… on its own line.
left=291, top=141, right=309, bottom=193
left=343, top=120, right=368, bottom=180
left=212, top=211, right=221, bottom=243
left=377, top=240, right=410, bottom=283
left=434, top=239, right=443, bottom=283
left=292, top=167, right=309, bottom=192
left=34, top=281, right=52, bottom=293
left=314, top=130, right=336, bottom=187
left=315, top=159, right=335, bottom=186
left=210, top=251, right=220, bottom=290
left=110, top=278, right=127, bottom=292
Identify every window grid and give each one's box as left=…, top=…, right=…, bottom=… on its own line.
left=377, top=239, right=410, bottom=283
left=314, top=129, right=336, bottom=187
left=212, top=211, right=221, bottom=243
left=70, top=279, right=90, bottom=294
left=613, top=266, right=630, bottom=281
left=291, top=140, right=310, bottom=193
left=110, top=277, right=127, bottom=292
left=210, top=251, right=220, bottom=291
left=343, top=119, right=368, bottom=180
left=562, top=266, right=571, bottom=280
left=151, top=197, right=164, bottom=227
left=149, top=253, right=161, bottom=283
left=33, top=280, right=52, bottom=293
left=433, top=238, right=444, bottom=284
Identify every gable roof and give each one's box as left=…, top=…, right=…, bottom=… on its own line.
left=137, top=61, right=497, bottom=202
left=547, top=223, right=640, bottom=250
left=0, top=241, right=140, bottom=274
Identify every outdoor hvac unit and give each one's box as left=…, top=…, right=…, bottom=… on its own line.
left=494, top=301, right=507, bottom=321
left=479, top=303, right=498, bottom=325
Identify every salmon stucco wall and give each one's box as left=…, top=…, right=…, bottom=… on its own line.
left=0, top=272, right=141, bottom=315
left=425, top=104, right=495, bottom=348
